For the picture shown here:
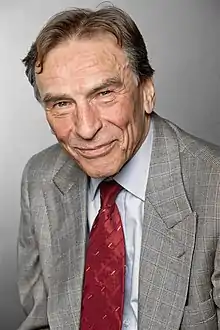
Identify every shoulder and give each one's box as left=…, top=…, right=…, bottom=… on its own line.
left=21, top=143, right=75, bottom=183
left=161, top=116, right=220, bottom=170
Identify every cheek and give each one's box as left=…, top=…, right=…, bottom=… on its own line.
left=46, top=114, right=73, bottom=139
left=103, top=100, right=134, bottom=129
left=107, top=97, right=145, bottom=149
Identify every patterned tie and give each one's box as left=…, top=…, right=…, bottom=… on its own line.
left=80, top=180, right=126, bottom=330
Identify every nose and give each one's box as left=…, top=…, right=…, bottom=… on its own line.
left=75, top=101, right=102, bottom=139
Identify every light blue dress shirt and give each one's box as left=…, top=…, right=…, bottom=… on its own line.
left=87, top=120, right=153, bottom=329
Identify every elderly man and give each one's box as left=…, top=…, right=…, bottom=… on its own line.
left=18, top=5, right=220, bottom=330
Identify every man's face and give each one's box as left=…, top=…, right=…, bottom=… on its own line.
left=36, top=34, right=155, bottom=177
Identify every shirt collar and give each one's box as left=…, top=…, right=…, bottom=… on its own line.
left=89, top=118, right=153, bottom=201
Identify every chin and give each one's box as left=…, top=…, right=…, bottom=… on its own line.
left=65, top=145, right=125, bottom=178
left=79, top=160, right=123, bottom=178
left=83, top=167, right=119, bottom=178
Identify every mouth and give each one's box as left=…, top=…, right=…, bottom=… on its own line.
left=75, top=141, right=115, bottom=159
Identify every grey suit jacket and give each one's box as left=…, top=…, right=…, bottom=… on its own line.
left=17, top=113, right=220, bottom=330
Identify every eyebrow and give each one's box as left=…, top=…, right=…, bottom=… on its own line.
left=87, top=76, right=122, bottom=97
left=42, top=93, right=73, bottom=105
left=42, top=76, right=122, bottom=105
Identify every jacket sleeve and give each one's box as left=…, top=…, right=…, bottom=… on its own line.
left=212, top=235, right=220, bottom=329
left=17, top=163, right=49, bottom=330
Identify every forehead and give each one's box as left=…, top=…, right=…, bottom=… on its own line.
left=36, top=35, right=130, bottom=94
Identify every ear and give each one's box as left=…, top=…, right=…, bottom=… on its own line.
left=142, top=79, right=156, bottom=114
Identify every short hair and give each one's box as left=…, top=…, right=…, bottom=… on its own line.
left=22, top=6, right=154, bottom=100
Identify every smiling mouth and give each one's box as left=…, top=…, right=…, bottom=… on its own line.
left=76, top=142, right=115, bottom=159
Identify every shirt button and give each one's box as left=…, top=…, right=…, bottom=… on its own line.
left=123, top=319, right=129, bottom=328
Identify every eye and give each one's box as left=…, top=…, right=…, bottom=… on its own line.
left=53, top=101, right=71, bottom=108
left=99, top=90, right=112, bottom=97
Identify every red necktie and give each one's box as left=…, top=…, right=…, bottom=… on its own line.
left=80, top=180, right=126, bottom=330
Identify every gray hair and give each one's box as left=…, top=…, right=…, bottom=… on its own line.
left=22, top=6, right=154, bottom=100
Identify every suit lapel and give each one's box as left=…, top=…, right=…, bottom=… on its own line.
left=43, top=152, right=87, bottom=329
left=138, top=114, right=197, bottom=329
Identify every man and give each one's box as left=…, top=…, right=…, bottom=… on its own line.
left=18, top=5, right=220, bottom=330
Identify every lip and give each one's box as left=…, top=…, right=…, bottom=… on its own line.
left=76, top=141, right=115, bottom=159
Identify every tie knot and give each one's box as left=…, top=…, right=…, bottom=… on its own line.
left=99, top=180, right=122, bottom=208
